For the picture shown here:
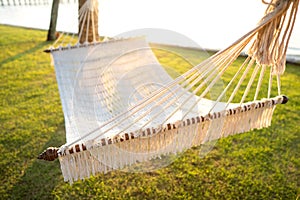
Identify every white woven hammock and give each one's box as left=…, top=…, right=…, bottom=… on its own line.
left=38, top=0, right=298, bottom=183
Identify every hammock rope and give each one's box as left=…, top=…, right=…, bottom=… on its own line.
left=38, top=0, right=298, bottom=183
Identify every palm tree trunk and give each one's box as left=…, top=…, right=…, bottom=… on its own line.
left=47, top=0, right=59, bottom=41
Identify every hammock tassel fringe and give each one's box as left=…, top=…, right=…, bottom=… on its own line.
left=56, top=96, right=286, bottom=183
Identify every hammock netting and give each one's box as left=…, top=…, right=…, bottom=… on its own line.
left=38, top=0, right=299, bottom=183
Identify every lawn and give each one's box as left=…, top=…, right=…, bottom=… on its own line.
left=0, top=25, right=299, bottom=199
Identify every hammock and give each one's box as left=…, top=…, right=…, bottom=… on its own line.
left=38, top=0, right=298, bottom=183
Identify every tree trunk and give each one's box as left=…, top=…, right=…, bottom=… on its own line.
left=47, top=0, right=59, bottom=41
left=78, top=0, right=99, bottom=43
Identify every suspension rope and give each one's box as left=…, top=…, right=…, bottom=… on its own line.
left=254, top=64, right=267, bottom=101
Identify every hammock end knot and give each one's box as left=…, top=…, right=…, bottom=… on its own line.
left=37, top=147, right=59, bottom=161
left=281, top=95, right=288, bottom=104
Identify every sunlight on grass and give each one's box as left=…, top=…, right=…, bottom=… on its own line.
left=0, top=25, right=299, bottom=199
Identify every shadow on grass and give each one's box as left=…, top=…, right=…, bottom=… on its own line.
left=8, top=123, right=66, bottom=200
left=0, top=41, right=51, bottom=66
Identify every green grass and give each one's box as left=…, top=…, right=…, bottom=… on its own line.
left=0, top=25, right=299, bottom=199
